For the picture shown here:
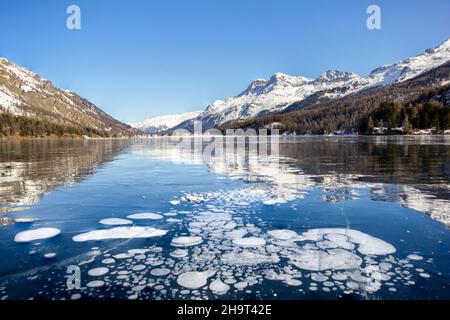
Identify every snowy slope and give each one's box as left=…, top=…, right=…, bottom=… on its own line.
left=131, top=110, right=202, bottom=133
left=0, top=57, right=136, bottom=135
left=177, top=71, right=368, bottom=130
left=177, top=38, right=450, bottom=130
left=367, top=38, right=450, bottom=86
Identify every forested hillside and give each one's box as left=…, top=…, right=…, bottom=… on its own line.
left=360, top=101, right=450, bottom=134
left=0, top=112, right=109, bottom=138
left=0, top=57, right=138, bottom=137
left=223, top=63, right=450, bottom=135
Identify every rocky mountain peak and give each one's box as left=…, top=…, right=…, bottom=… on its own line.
left=0, top=57, right=137, bottom=136
left=315, top=70, right=360, bottom=83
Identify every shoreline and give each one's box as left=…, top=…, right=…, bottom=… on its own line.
left=0, top=135, right=135, bottom=141
left=1, top=133, right=450, bottom=141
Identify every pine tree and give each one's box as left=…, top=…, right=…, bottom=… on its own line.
left=402, top=115, right=412, bottom=134
left=367, top=116, right=374, bottom=133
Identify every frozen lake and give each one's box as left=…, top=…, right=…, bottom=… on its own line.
left=0, top=136, right=449, bottom=300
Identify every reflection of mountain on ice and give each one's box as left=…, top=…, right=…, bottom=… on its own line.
left=400, top=186, right=450, bottom=226
left=131, top=139, right=369, bottom=206
left=132, top=138, right=450, bottom=226
left=0, top=140, right=128, bottom=209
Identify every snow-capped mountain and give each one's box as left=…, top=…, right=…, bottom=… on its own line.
left=176, top=38, right=450, bottom=131
left=0, top=57, right=137, bottom=136
left=367, top=39, right=450, bottom=86
left=131, top=110, right=202, bottom=134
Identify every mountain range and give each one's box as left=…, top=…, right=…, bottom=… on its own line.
left=2, top=38, right=449, bottom=137
left=0, top=57, right=137, bottom=137
left=131, top=110, right=202, bottom=134
left=170, top=38, right=450, bottom=132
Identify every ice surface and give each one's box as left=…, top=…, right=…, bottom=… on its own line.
left=88, top=267, right=109, bottom=276
left=311, top=274, right=329, bottom=282
left=14, top=228, right=61, bottom=243
left=99, top=218, right=132, bottom=225
left=263, top=198, right=287, bottom=205
left=285, top=279, right=302, bottom=286
left=132, top=265, right=146, bottom=271
left=221, top=251, right=280, bottom=265
left=268, top=229, right=298, bottom=240
left=128, top=249, right=149, bottom=255
left=300, top=229, right=396, bottom=255
left=87, top=280, right=105, bottom=288
left=102, top=258, right=115, bottom=264
left=225, top=228, right=247, bottom=239
left=232, top=237, right=266, bottom=247
left=177, top=270, right=215, bottom=289
left=72, top=227, right=167, bottom=242
left=170, top=236, right=203, bottom=247
left=126, top=213, right=163, bottom=220
left=234, top=281, right=248, bottom=289
left=10, top=160, right=430, bottom=301
left=407, top=254, right=423, bottom=261
left=184, top=194, right=207, bottom=203
left=331, top=273, right=348, bottom=281
left=170, top=249, right=189, bottom=258
left=209, top=278, right=230, bottom=295
left=290, top=248, right=362, bottom=271
left=113, top=253, right=134, bottom=259
left=150, top=268, right=170, bottom=276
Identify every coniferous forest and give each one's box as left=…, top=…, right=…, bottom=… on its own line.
left=0, top=112, right=109, bottom=138
left=360, top=101, right=450, bottom=134
left=223, top=79, right=450, bottom=135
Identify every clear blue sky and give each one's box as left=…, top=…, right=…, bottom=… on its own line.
left=1, top=0, right=449, bottom=123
